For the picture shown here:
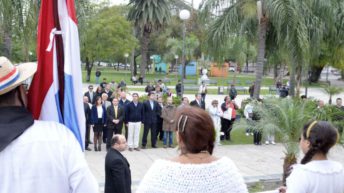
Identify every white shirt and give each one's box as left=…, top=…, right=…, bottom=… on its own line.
left=208, top=105, right=222, bottom=126
left=243, top=103, right=253, bottom=119
left=97, top=105, right=103, bottom=118
left=136, top=157, right=248, bottom=193
left=0, top=121, right=98, bottom=193
left=286, top=160, right=344, bottom=193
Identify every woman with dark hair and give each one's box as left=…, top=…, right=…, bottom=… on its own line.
left=279, top=121, right=344, bottom=193
left=91, top=96, right=106, bottom=151
left=220, top=96, right=232, bottom=141
left=137, top=106, right=248, bottom=193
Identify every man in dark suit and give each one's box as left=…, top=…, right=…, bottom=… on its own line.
left=106, top=98, right=124, bottom=151
left=190, top=93, right=205, bottom=109
left=105, top=135, right=131, bottom=193
left=83, top=96, right=92, bottom=151
left=142, top=92, right=160, bottom=148
left=84, top=85, right=96, bottom=104
left=103, top=84, right=113, bottom=101
left=119, top=92, right=131, bottom=139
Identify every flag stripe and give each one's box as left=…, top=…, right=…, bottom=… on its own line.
left=0, top=68, right=17, bottom=82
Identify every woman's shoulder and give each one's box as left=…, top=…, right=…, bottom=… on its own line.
left=293, top=160, right=344, bottom=175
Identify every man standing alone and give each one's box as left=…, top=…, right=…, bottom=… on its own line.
left=125, top=93, right=144, bottom=151
left=105, top=135, right=131, bottom=193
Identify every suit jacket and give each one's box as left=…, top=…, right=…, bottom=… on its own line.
left=91, top=105, right=107, bottom=124
left=84, top=91, right=96, bottom=104
left=190, top=99, right=205, bottom=109
left=84, top=102, right=91, bottom=124
left=105, top=148, right=131, bottom=193
left=143, top=100, right=160, bottom=124
left=106, top=105, right=124, bottom=127
left=125, top=102, right=144, bottom=123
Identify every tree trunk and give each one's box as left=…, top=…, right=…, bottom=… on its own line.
left=289, top=60, right=296, bottom=97
left=253, top=17, right=268, bottom=99
left=341, top=70, right=344, bottom=80
left=273, top=63, right=278, bottom=80
left=130, top=49, right=135, bottom=76
left=282, top=153, right=297, bottom=185
left=85, top=57, right=92, bottom=82
left=295, top=66, right=302, bottom=98
left=140, top=29, right=150, bottom=79
left=309, top=65, right=324, bottom=83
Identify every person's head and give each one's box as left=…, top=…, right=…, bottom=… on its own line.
left=111, top=134, right=127, bottom=152
left=155, top=85, right=161, bottom=92
left=103, top=78, right=107, bottom=82
left=158, top=96, right=163, bottom=104
left=148, top=91, right=156, bottom=100
left=182, top=97, right=189, bottom=105
left=178, top=80, right=181, bottom=84
left=224, top=96, right=230, bottom=103
left=88, top=85, right=93, bottom=92
left=167, top=97, right=173, bottom=105
left=105, top=84, right=111, bottom=91
left=211, top=100, right=218, bottom=107
left=0, top=57, right=37, bottom=108
left=336, top=98, right=342, bottom=107
left=231, top=84, right=235, bottom=88
left=318, top=100, right=325, bottom=108
left=101, top=93, right=108, bottom=101
left=95, top=96, right=102, bottom=106
left=175, top=107, right=215, bottom=155
left=195, top=93, right=201, bottom=101
left=83, top=96, right=89, bottom=103
left=300, top=121, right=339, bottom=164
left=132, top=93, right=139, bottom=102
left=120, top=92, right=126, bottom=100
left=112, top=98, right=119, bottom=106
left=96, top=86, right=102, bottom=93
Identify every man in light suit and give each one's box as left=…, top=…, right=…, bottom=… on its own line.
left=106, top=98, right=124, bottom=151
left=105, top=135, right=131, bottom=193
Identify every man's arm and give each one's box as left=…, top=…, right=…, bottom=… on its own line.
left=109, top=159, right=128, bottom=193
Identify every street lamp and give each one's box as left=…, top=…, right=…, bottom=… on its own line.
left=124, top=53, right=129, bottom=81
left=179, top=9, right=190, bottom=97
left=174, top=55, right=179, bottom=80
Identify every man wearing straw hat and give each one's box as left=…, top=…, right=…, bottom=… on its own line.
left=0, top=57, right=98, bottom=193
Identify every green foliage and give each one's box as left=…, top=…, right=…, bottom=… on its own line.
left=81, top=6, right=138, bottom=63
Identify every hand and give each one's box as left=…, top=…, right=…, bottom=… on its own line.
left=278, top=186, right=286, bottom=193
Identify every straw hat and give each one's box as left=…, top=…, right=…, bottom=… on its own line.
left=0, top=56, right=37, bottom=95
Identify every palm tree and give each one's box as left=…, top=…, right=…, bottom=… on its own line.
left=234, top=98, right=315, bottom=184
left=127, top=0, right=172, bottom=79
left=323, top=85, right=344, bottom=104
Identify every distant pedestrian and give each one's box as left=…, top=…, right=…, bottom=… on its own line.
left=208, top=100, right=222, bottom=145
left=142, top=92, right=160, bottom=149
left=84, top=85, right=96, bottom=104
left=199, top=81, right=207, bottom=103
left=178, top=97, right=189, bottom=110
left=145, top=82, right=155, bottom=93
left=100, top=78, right=107, bottom=89
left=105, top=135, right=131, bottom=193
left=95, top=69, right=101, bottom=84
left=103, top=84, right=113, bottom=101
left=249, top=83, right=255, bottom=98
left=175, top=80, right=182, bottom=97
left=279, top=85, right=289, bottom=98
left=156, top=96, right=164, bottom=141
left=161, top=97, right=176, bottom=148
left=106, top=98, right=124, bottom=151
left=84, top=96, right=92, bottom=151
left=119, top=92, right=131, bottom=139
left=190, top=93, right=205, bottom=109
left=229, top=84, right=237, bottom=100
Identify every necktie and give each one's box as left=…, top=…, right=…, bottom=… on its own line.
left=114, top=106, right=118, bottom=119
left=90, top=92, right=93, bottom=102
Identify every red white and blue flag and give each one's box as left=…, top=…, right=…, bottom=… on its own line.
left=28, top=0, right=85, bottom=150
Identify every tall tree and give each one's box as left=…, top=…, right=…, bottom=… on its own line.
left=127, top=0, right=172, bottom=78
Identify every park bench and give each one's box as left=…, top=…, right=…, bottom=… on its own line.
left=183, top=85, right=199, bottom=92
left=183, top=79, right=197, bottom=85
left=203, top=79, right=218, bottom=85
left=269, top=86, right=277, bottom=94
left=155, top=78, right=171, bottom=84
left=227, top=80, right=241, bottom=85
left=228, top=86, right=247, bottom=94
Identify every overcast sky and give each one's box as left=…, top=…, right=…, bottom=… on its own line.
left=107, top=0, right=203, bottom=9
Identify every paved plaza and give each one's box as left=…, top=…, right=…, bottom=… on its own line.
left=86, top=143, right=344, bottom=192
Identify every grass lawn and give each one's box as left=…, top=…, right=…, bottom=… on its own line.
left=83, top=68, right=326, bottom=88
